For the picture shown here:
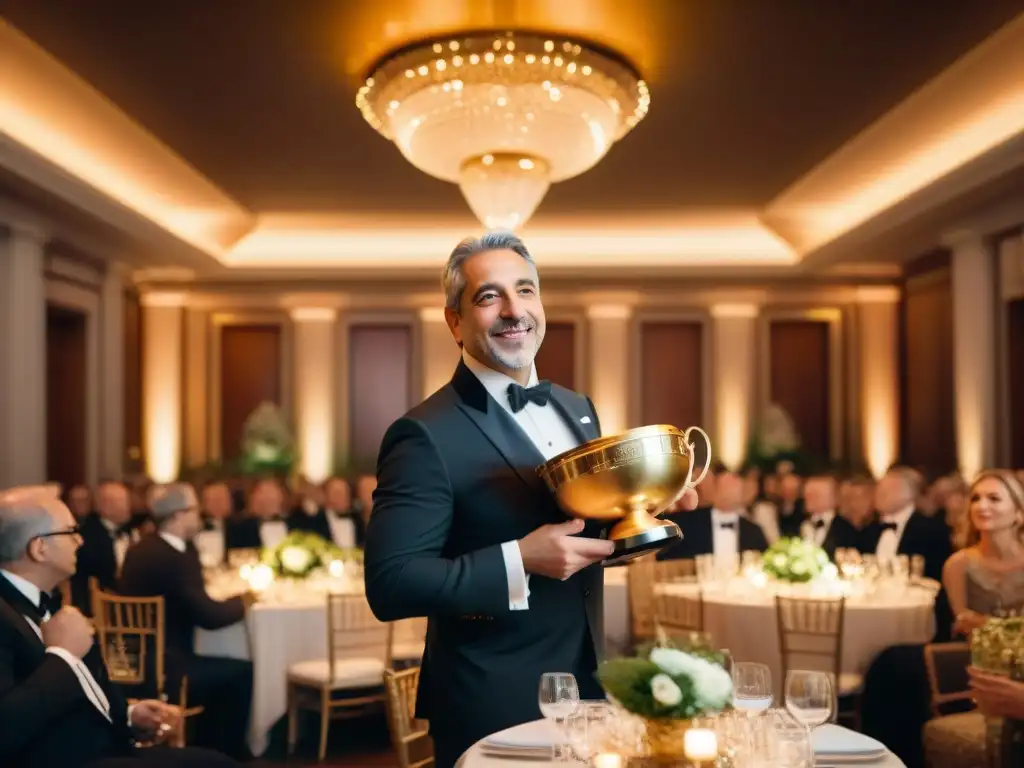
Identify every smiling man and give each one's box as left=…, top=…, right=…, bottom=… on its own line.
left=365, top=232, right=699, bottom=767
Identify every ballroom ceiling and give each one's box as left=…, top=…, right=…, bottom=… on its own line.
left=2, top=0, right=1021, bottom=222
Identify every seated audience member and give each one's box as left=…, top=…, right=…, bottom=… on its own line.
left=659, top=469, right=769, bottom=560
left=352, top=473, right=377, bottom=526
left=119, top=484, right=255, bottom=760
left=71, top=480, right=135, bottom=614
left=65, top=484, right=93, bottom=520
left=0, top=486, right=235, bottom=768
left=837, top=475, right=876, bottom=530
left=799, top=475, right=861, bottom=559
left=291, top=476, right=366, bottom=548
left=193, top=481, right=235, bottom=568
left=225, top=477, right=292, bottom=551
left=860, top=470, right=1024, bottom=768
left=775, top=472, right=805, bottom=538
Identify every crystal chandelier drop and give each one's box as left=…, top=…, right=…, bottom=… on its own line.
left=356, top=31, right=649, bottom=231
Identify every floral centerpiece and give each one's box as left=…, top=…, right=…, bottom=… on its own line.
left=240, top=401, right=296, bottom=476
left=260, top=531, right=361, bottom=579
left=745, top=403, right=803, bottom=472
left=972, top=617, right=1024, bottom=767
left=762, top=537, right=830, bottom=583
left=596, top=637, right=732, bottom=759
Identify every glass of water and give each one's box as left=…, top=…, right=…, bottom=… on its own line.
left=732, top=662, right=774, bottom=713
left=538, top=672, right=580, bottom=760
left=784, top=670, right=834, bottom=730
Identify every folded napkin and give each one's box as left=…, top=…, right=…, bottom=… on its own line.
left=484, top=720, right=557, bottom=751
left=812, top=724, right=887, bottom=757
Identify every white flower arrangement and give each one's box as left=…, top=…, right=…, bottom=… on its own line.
left=260, top=531, right=361, bottom=579
left=762, top=537, right=830, bottom=583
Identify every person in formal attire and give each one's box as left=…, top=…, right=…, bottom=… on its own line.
left=775, top=473, right=805, bottom=538
left=118, top=483, right=255, bottom=760
left=859, top=467, right=952, bottom=582
left=224, top=477, right=291, bottom=551
left=291, top=476, right=365, bottom=549
left=352, top=474, right=377, bottom=527
left=71, top=480, right=135, bottom=614
left=659, top=469, right=769, bottom=561
left=0, top=485, right=236, bottom=768
left=799, top=476, right=861, bottom=559
left=364, top=232, right=697, bottom=768
left=837, top=476, right=876, bottom=530
left=66, top=484, right=93, bottom=520
left=193, top=480, right=235, bottom=568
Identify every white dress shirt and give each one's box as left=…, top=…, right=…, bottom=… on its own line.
left=160, top=531, right=188, bottom=553
left=325, top=510, right=357, bottom=549
left=462, top=350, right=582, bottom=611
left=193, top=519, right=225, bottom=568
left=710, top=508, right=741, bottom=556
left=802, top=510, right=836, bottom=548
left=876, top=504, right=914, bottom=562
left=258, top=519, right=288, bottom=549
left=0, top=569, right=113, bottom=723
left=100, top=517, right=131, bottom=574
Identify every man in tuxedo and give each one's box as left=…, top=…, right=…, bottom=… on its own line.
left=0, top=486, right=235, bottom=768
left=775, top=473, right=806, bottom=538
left=799, top=476, right=861, bottom=559
left=224, top=477, right=292, bottom=551
left=290, top=476, right=365, bottom=549
left=364, top=233, right=696, bottom=768
left=119, top=483, right=255, bottom=760
left=658, top=470, right=769, bottom=561
left=71, top=480, right=135, bottom=614
left=859, top=467, right=952, bottom=582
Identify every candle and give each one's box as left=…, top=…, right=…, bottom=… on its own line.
left=248, top=564, right=275, bottom=592
left=683, top=729, right=718, bottom=761
left=592, top=753, right=624, bottom=768
left=239, top=564, right=252, bottom=581
left=328, top=559, right=345, bottom=578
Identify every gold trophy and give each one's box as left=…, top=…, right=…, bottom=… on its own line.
left=537, top=424, right=711, bottom=564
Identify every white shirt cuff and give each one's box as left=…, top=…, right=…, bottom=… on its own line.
left=501, top=540, right=531, bottom=610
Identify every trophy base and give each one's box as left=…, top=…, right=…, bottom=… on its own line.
left=603, top=520, right=682, bottom=567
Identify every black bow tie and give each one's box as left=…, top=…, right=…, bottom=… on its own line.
left=880, top=521, right=898, bottom=532
left=717, top=521, right=737, bottom=530
left=812, top=519, right=827, bottom=530
left=39, top=590, right=62, bottom=617
left=507, top=380, right=552, bottom=413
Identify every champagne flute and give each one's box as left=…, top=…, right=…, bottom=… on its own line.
left=784, top=671, right=834, bottom=730
left=732, top=662, right=774, bottom=713
left=538, top=672, right=580, bottom=760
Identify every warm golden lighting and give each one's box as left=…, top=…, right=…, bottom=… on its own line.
left=585, top=304, right=632, bottom=435
left=140, top=293, right=185, bottom=482
left=856, top=289, right=900, bottom=479
left=291, top=308, right=337, bottom=484
left=711, top=304, right=758, bottom=469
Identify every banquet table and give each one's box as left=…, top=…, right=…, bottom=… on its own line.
left=456, top=719, right=907, bottom=767
left=655, top=579, right=937, bottom=698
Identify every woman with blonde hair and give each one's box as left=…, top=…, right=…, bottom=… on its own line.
left=943, top=469, right=1024, bottom=637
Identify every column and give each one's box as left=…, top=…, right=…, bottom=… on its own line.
left=710, top=304, right=758, bottom=470
left=291, top=308, right=337, bottom=483
left=855, top=287, right=900, bottom=478
left=420, top=307, right=461, bottom=401
left=98, top=263, right=125, bottom=478
left=183, top=306, right=210, bottom=468
left=0, top=223, right=47, bottom=487
left=141, top=292, right=185, bottom=482
left=586, top=304, right=632, bottom=435
left=950, top=232, right=998, bottom=479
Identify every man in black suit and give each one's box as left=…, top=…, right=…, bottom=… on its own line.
left=290, top=476, right=366, bottom=548
left=71, top=480, right=135, bottom=614
left=224, top=477, right=293, bottom=551
left=859, top=467, right=952, bottom=582
left=799, top=475, right=861, bottom=559
left=119, top=483, right=255, bottom=760
left=0, top=485, right=235, bottom=768
left=364, top=233, right=696, bottom=768
left=658, top=469, right=769, bottom=560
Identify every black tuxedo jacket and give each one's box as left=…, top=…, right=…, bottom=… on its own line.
left=71, top=513, right=124, bottom=614
left=656, top=507, right=769, bottom=559
left=223, top=514, right=300, bottom=551
left=119, top=534, right=246, bottom=660
left=777, top=499, right=806, bottom=538
left=365, top=361, right=604, bottom=766
left=859, top=510, right=952, bottom=582
left=815, top=515, right=862, bottom=559
left=289, top=506, right=366, bottom=548
left=0, top=575, right=133, bottom=768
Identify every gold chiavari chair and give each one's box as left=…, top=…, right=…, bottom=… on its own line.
left=286, top=593, right=389, bottom=762
left=383, top=667, right=434, bottom=768
left=627, top=554, right=658, bottom=647
left=775, top=595, right=860, bottom=727
left=922, top=642, right=985, bottom=768
left=654, top=588, right=704, bottom=637
left=655, top=558, right=696, bottom=583
left=90, top=586, right=202, bottom=747
left=386, top=617, right=428, bottom=669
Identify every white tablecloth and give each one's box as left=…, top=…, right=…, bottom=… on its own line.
left=456, top=719, right=907, bottom=767
left=656, top=581, right=936, bottom=698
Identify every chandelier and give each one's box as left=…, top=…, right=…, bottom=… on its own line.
left=356, top=31, right=649, bottom=231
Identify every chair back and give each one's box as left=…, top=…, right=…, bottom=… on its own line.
left=656, top=558, right=696, bottom=582
left=627, top=554, right=657, bottom=643
left=923, top=642, right=974, bottom=717
left=654, top=589, right=704, bottom=637
left=91, top=587, right=166, bottom=696
left=775, top=595, right=845, bottom=686
left=326, top=593, right=388, bottom=669
left=386, top=617, right=428, bottom=668
left=383, top=666, right=434, bottom=768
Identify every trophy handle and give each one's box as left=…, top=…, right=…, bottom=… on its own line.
left=682, top=426, right=712, bottom=488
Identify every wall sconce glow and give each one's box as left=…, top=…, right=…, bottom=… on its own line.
left=140, top=294, right=185, bottom=482
left=864, top=408, right=897, bottom=480
left=291, top=308, right=336, bottom=484
left=711, top=304, right=758, bottom=470
left=857, top=293, right=900, bottom=479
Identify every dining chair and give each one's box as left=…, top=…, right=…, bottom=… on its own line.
left=384, top=666, right=434, bottom=768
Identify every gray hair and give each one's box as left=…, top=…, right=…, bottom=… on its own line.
left=0, top=500, right=55, bottom=563
left=149, top=482, right=199, bottom=524
left=442, top=231, right=537, bottom=312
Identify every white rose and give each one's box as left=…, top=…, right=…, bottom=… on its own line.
left=692, top=661, right=733, bottom=708
left=791, top=560, right=806, bottom=574
left=650, top=674, right=683, bottom=707
left=279, top=545, right=313, bottom=574
left=650, top=647, right=702, bottom=677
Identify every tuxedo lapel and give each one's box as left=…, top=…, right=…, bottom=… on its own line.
left=452, top=361, right=549, bottom=495
left=0, top=577, right=48, bottom=655
left=548, top=386, right=597, bottom=444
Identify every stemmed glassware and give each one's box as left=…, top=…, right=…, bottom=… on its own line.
left=538, top=672, right=581, bottom=761
left=732, top=662, right=774, bottom=714
left=784, top=670, right=835, bottom=730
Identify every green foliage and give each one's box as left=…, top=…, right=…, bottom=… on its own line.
left=259, top=531, right=361, bottom=578
left=762, top=537, right=830, bottom=583
left=240, top=402, right=296, bottom=477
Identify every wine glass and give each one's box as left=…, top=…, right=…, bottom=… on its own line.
left=784, top=671, right=834, bottom=730
left=732, top=662, right=774, bottom=714
left=538, top=672, right=580, bottom=760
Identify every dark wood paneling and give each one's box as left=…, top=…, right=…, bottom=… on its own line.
left=123, top=289, right=142, bottom=470
left=769, top=320, right=831, bottom=460
left=1009, top=298, right=1024, bottom=467
left=535, top=322, right=576, bottom=391
left=220, top=325, right=282, bottom=460
left=349, top=324, right=413, bottom=469
left=46, top=305, right=87, bottom=487
left=639, top=321, right=704, bottom=432
left=899, top=268, right=956, bottom=473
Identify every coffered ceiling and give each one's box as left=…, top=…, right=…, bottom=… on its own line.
left=1, top=0, right=1022, bottom=274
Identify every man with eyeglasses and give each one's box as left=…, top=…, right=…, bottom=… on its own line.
left=0, top=484, right=237, bottom=767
